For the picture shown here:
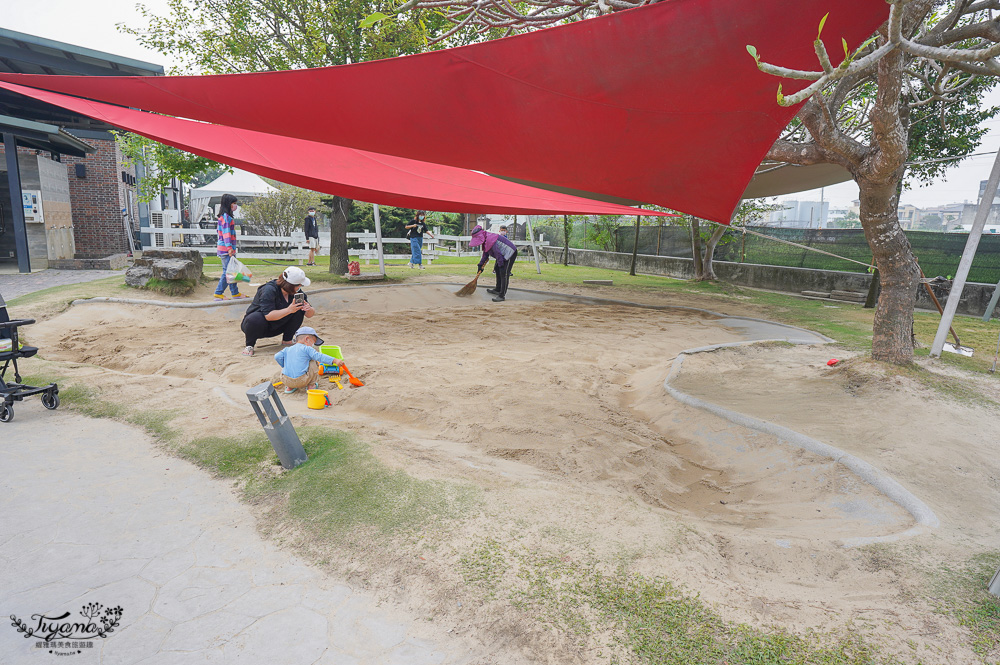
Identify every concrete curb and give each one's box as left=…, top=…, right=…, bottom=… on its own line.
left=70, top=283, right=402, bottom=309
left=663, top=340, right=940, bottom=547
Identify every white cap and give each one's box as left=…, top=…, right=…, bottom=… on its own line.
left=282, top=266, right=311, bottom=287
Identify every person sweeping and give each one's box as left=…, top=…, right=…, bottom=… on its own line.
left=470, top=224, right=518, bottom=302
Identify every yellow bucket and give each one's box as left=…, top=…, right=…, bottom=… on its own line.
left=319, top=345, right=343, bottom=360
left=306, top=389, right=328, bottom=410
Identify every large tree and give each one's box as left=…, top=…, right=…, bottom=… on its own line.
left=124, top=0, right=439, bottom=274
left=393, top=0, right=1000, bottom=364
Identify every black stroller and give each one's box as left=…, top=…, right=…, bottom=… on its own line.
left=0, top=290, right=59, bottom=423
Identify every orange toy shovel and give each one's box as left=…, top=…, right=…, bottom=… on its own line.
left=340, top=363, right=365, bottom=387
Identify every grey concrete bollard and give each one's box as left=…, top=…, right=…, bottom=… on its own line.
left=246, top=382, right=308, bottom=469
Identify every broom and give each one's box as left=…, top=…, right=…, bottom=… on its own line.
left=455, top=270, right=482, bottom=297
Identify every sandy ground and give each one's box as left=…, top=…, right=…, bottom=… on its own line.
left=14, top=281, right=1000, bottom=663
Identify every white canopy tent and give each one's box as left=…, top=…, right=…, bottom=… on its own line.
left=189, top=168, right=279, bottom=224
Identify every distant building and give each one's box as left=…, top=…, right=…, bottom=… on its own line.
left=766, top=200, right=829, bottom=228
left=979, top=180, right=1000, bottom=206
left=959, top=202, right=1000, bottom=230
left=826, top=207, right=850, bottom=227
left=917, top=203, right=964, bottom=231
left=897, top=204, right=922, bottom=230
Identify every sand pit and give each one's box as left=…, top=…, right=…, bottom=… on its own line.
left=31, top=284, right=920, bottom=544
left=21, top=281, right=1000, bottom=661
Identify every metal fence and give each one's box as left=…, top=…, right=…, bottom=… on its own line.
left=612, top=225, right=1000, bottom=284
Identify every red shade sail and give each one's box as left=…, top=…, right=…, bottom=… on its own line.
left=0, top=81, right=671, bottom=216
left=0, top=0, right=888, bottom=222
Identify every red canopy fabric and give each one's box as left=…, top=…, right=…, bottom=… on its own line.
left=0, top=81, right=670, bottom=216
left=0, top=0, right=887, bottom=222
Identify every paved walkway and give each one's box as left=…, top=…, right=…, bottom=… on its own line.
left=0, top=408, right=473, bottom=664
left=0, top=269, right=122, bottom=300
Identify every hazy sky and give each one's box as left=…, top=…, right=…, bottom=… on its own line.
left=3, top=0, right=997, bottom=211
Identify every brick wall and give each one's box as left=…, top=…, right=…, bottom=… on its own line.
left=62, top=138, right=138, bottom=259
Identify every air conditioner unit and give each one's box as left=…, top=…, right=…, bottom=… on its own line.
left=149, top=210, right=181, bottom=247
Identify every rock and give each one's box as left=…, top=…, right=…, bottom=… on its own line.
left=139, top=248, right=204, bottom=273
left=125, top=266, right=153, bottom=288
left=151, top=259, right=201, bottom=281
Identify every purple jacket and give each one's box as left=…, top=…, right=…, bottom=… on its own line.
left=478, top=234, right=517, bottom=270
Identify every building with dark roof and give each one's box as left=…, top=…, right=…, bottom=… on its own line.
left=0, top=28, right=164, bottom=273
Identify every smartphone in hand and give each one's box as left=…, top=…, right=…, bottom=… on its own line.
left=293, top=293, right=305, bottom=305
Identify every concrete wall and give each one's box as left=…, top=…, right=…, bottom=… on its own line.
left=0, top=148, right=49, bottom=269
left=541, top=246, right=1000, bottom=319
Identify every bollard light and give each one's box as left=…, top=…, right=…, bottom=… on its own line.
left=246, top=381, right=307, bottom=469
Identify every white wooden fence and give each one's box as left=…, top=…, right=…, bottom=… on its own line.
left=140, top=225, right=549, bottom=264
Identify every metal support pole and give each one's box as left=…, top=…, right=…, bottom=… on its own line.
left=521, top=215, right=542, bottom=274
left=931, top=149, right=1000, bottom=357
left=373, top=204, right=386, bottom=275
left=3, top=133, right=30, bottom=273
left=246, top=382, right=307, bottom=469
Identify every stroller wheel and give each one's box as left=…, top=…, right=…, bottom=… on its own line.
left=42, top=392, right=60, bottom=411
left=0, top=403, right=12, bottom=423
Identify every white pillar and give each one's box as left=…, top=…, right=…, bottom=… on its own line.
left=930, top=150, right=1000, bottom=356
left=521, top=215, right=542, bottom=274
left=373, top=204, right=386, bottom=275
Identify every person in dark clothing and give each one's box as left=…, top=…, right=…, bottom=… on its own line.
left=470, top=225, right=518, bottom=302
left=404, top=210, right=434, bottom=269
left=304, top=206, right=320, bottom=266
left=240, top=267, right=316, bottom=356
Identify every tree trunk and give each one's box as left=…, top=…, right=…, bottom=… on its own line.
left=629, top=214, right=641, bottom=276
left=328, top=196, right=352, bottom=275
left=689, top=217, right=704, bottom=279
left=700, top=225, right=727, bottom=281
left=562, top=214, right=570, bottom=266
left=858, top=177, right=919, bottom=364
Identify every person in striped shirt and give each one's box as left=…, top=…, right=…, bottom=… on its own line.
left=214, top=193, right=248, bottom=300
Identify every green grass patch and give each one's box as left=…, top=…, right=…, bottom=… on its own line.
left=928, top=551, right=1000, bottom=662
left=460, top=538, right=900, bottom=665
left=181, top=428, right=479, bottom=540
left=179, top=432, right=275, bottom=477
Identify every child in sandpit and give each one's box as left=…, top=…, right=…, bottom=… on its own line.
left=273, top=326, right=343, bottom=394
